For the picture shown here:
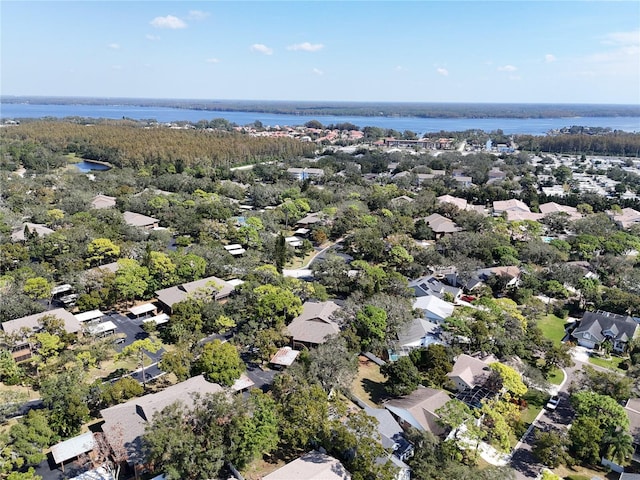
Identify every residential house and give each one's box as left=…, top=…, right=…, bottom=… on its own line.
left=571, top=310, right=638, bottom=352
left=391, top=318, right=442, bottom=359
left=11, top=222, right=54, bottom=242
left=50, top=431, right=98, bottom=473
left=363, top=406, right=412, bottom=480
left=263, top=450, right=351, bottom=480
left=384, top=386, right=451, bottom=436
left=413, top=295, right=455, bottom=324
left=295, top=212, right=323, bottom=228
left=447, top=354, right=497, bottom=392
left=1, top=308, right=81, bottom=361
left=99, top=375, right=223, bottom=467
left=453, top=175, right=473, bottom=188
left=539, top=202, right=582, bottom=221
left=287, top=300, right=341, bottom=348
left=493, top=199, right=530, bottom=216
left=390, top=195, right=414, bottom=206
left=624, top=398, right=640, bottom=464
left=269, top=346, right=300, bottom=369
left=155, top=275, right=235, bottom=313
left=90, top=194, right=116, bottom=209
left=487, top=168, right=507, bottom=184
left=287, top=167, right=324, bottom=181
left=437, top=194, right=468, bottom=211
left=467, top=266, right=522, bottom=291
left=609, top=208, right=640, bottom=229
left=409, top=275, right=462, bottom=301
left=422, top=213, right=461, bottom=238
left=123, top=211, right=159, bottom=230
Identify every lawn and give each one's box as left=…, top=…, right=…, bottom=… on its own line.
left=546, top=367, right=565, bottom=386
left=351, top=355, right=387, bottom=407
left=589, top=354, right=626, bottom=372
left=538, top=314, right=567, bottom=345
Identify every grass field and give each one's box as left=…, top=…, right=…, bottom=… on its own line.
left=351, top=356, right=387, bottom=407
left=546, top=367, right=565, bottom=385
left=589, top=354, right=626, bottom=372
left=538, top=314, right=567, bottom=345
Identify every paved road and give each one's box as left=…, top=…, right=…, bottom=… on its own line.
left=510, top=356, right=596, bottom=479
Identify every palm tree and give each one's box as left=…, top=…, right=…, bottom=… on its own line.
left=604, top=431, right=635, bottom=466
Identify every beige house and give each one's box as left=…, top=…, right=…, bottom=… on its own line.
left=155, top=276, right=235, bottom=313
left=123, top=211, right=159, bottom=229
left=447, top=354, right=498, bottom=392
left=287, top=301, right=341, bottom=348
left=263, top=450, right=351, bottom=480
left=384, top=387, right=451, bottom=435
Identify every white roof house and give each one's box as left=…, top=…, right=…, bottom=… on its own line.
left=51, top=431, right=96, bottom=468
left=75, top=310, right=105, bottom=323
left=413, top=296, right=454, bottom=323
left=128, top=303, right=157, bottom=317
left=263, top=450, right=351, bottom=480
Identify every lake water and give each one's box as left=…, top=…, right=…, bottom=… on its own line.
left=2, top=102, right=640, bottom=136
left=74, top=160, right=111, bottom=172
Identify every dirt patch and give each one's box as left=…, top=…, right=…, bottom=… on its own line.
left=351, top=355, right=387, bottom=407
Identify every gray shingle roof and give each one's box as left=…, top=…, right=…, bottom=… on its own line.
left=2, top=308, right=81, bottom=336
left=572, top=310, right=637, bottom=345
left=287, top=301, right=341, bottom=345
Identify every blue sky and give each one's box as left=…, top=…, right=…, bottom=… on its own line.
left=2, top=1, right=639, bottom=104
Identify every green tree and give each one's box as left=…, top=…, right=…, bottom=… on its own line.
left=532, top=430, right=572, bottom=468
left=22, top=277, right=51, bottom=300
left=0, top=349, right=23, bottom=384
left=488, top=362, right=527, bottom=397
left=410, top=344, right=454, bottom=389
left=159, top=346, right=194, bottom=382
left=274, top=232, right=288, bottom=273
left=9, top=410, right=58, bottom=467
left=272, top=373, right=329, bottom=452
left=382, top=356, right=421, bottom=397
left=33, top=332, right=64, bottom=360
left=143, top=393, right=236, bottom=480
left=40, top=369, right=90, bottom=437
left=435, top=399, right=474, bottom=440
left=101, top=377, right=144, bottom=406
left=117, top=338, right=162, bottom=387
left=306, top=336, right=358, bottom=393
left=194, top=340, right=243, bottom=387
left=114, top=258, right=149, bottom=305
left=569, top=416, right=603, bottom=464
left=355, top=305, right=388, bottom=351
left=253, top=284, right=303, bottom=328
left=230, top=390, right=279, bottom=468
left=86, top=238, right=120, bottom=266
left=147, top=251, right=177, bottom=290
left=603, top=431, right=634, bottom=466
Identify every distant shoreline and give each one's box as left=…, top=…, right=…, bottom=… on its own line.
left=2, top=96, right=639, bottom=119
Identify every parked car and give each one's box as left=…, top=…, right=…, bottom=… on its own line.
left=546, top=395, right=560, bottom=410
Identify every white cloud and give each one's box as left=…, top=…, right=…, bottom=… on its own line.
left=287, top=42, right=324, bottom=52
left=312, top=68, right=324, bottom=75
left=600, top=30, right=640, bottom=46
left=545, top=54, right=556, bottom=63
left=395, top=65, right=406, bottom=71
left=187, top=10, right=210, bottom=20
left=250, top=44, right=273, bottom=55
left=112, top=65, right=122, bottom=70
left=436, top=67, right=449, bottom=76
left=150, top=15, right=187, bottom=29
left=146, top=34, right=160, bottom=41
left=497, top=65, right=517, bottom=72
left=108, top=43, right=120, bottom=50
left=206, top=58, right=220, bottom=64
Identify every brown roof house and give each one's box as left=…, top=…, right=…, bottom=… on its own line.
left=287, top=300, right=341, bottom=349
left=422, top=213, right=461, bottom=238
left=90, top=194, right=117, bottom=209
left=384, top=387, right=451, bottom=436
left=447, top=353, right=498, bottom=392
left=155, top=276, right=235, bottom=313
left=11, top=222, right=55, bottom=242
left=99, top=375, right=223, bottom=468
left=263, top=450, right=351, bottom=480
left=2, top=308, right=82, bottom=361
left=123, top=211, right=159, bottom=230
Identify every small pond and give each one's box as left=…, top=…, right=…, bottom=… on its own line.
left=74, top=161, right=111, bottom=172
